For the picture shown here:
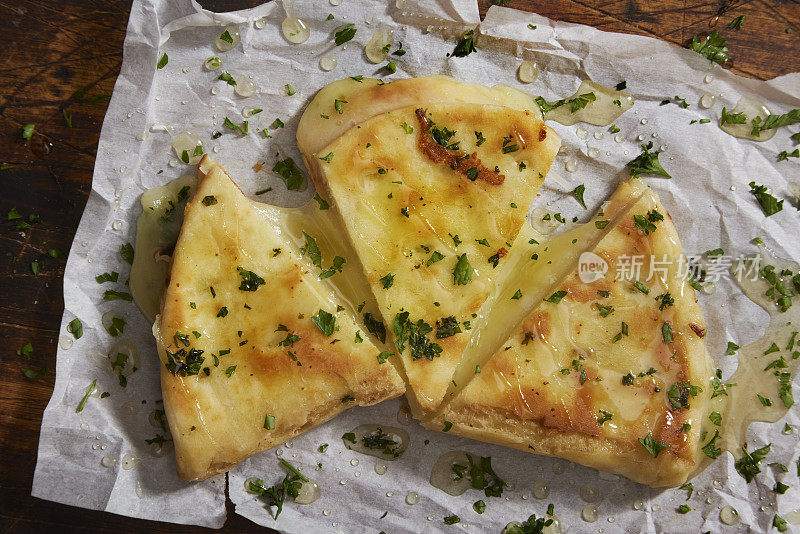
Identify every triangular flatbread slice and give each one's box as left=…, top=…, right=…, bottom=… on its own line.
left=306, top=97, right=560, bottom=417
left=440, top=178, right=649, bottom=405
left=432, top=180, right=711, bottom=487
left=156, top=156, right=405, bottom=480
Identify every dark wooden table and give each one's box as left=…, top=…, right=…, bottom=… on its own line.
left=0, top=0, right=796, bottom=532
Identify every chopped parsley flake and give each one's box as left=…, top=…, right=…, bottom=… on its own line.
left=597, top=410, right=613, bottom=425
left=639, top=432, right=667, bottom=457
left=311, top=309, right=336, bottom=336
left=596, top=304, right=614, bottom=317
left=444, top=514, right=461, bottom=525
left=728, top=15, right=746, bottom=30
left=627, top=141, right=671, bottom=178
left=103, top=290, right=133, bottom=301
left=735, top=443, right=771, bottom=483
left=68, top=318, right=83, bottom=339
left=318, top=255, right=345, bottom=280
left=632, top=280, right=650, bottom=295
left=689, top=30, right=728, bottom=65
left=393, top=312, right=442, bottom=361
left=450, top=453, right=507, bottom=498
left=104, top=316, right=126, bottom=337
left=218, top=30, right=233, bottom=44
left=749, top=181, right=783, bottom=216
left=655, top=292, right=674, bottom=310
left=237, top=267, right=265, bottom=291
left=544, top=290, right=567, bottom=303
left=572, top=184, right=587, bottom=209
left=363, top=313, right=386, bottom=343
left=379, top=273, right=395, bottom=289
left=263, top=413, right=276, bottom=430
left=453, top=253, right=472, bottom=285
left=334, top=24, right=356, bottom=46
left=313, top=192, right=330, bottom=209
left=272, top=157, right=305, bottom=190
left=751, top=109, right=800, bottom=136
left=667, top=381, right=702, bottom=409
left=720, top=106, right=747, bottom=126
left=662, top=322, right=673, bottom=343
left=702, top=430, right=722, bottom=459
left=452, top=29, right=477, bottom=57
left=20, top=124, right=35, bottom=140
left=76, top=379, right=97, bottom=413
left=120, top=243, right=135, bottom=264
left=435, top=316, right=462, bottom=339
left=300, top=232, right=322, bottom=268
left=223, top=117, right=248, bottom=135
left=427, top=251, right=445, bottom=266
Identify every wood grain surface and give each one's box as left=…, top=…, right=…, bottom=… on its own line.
left=0, top=0, right=796, bottom=532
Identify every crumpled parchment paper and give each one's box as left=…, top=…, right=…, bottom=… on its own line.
left=32, top=0, right=800, bottom=531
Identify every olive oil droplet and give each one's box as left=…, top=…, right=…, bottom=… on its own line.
left=720, top=505, right=740, bottom=525
left=282, top=17, right=310, bottom=44
left=319, top=55, right=338, bottom=71
left=581, top=504, right=599, bottom=523
left=518, top=60, right=539, bottom=83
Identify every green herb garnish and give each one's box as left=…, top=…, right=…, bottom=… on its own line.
left=689, top=30, right=728, bottom=65
left=639, top=432, right=667, bottom=457
left=272, top=157, right=305, bottom=190
left=749, top=181, right=783, bottom=216
left=452, top=30, right=477, bottom=57
left=311, top=309, right=336, bottom=336
left=334, top=24, right=356, bottom=45
left=627, top=141, right=671, bottom=178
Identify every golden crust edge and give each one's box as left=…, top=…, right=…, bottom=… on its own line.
left=424, top=403, right=697, bottom=488
left=174, top=378, right=405, bottom=481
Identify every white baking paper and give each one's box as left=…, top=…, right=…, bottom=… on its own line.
left=33, top=0, right=800, bottom=531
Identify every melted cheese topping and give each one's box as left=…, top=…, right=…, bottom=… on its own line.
left=436, top=181, right=712, bottom=487
left=156, top=157, right=404, bottom=480
left=297, top=75, right=543, bottom=157
left=444, top=179, right=650, bottom=407
left=312, top=102, right=560, bottom=416
left=130, top=174, right=196, bottom=322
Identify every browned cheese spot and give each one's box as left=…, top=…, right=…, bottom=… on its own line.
left=414, top=108, right=504, bottom=186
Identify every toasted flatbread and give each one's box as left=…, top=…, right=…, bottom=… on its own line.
left=156, top=156, right=405, bottom=480
left=440, top=179, right=650, bottom=403
left=432, top=180, right=712, bottom=487
left=303, top=91, right=560, bottom=417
